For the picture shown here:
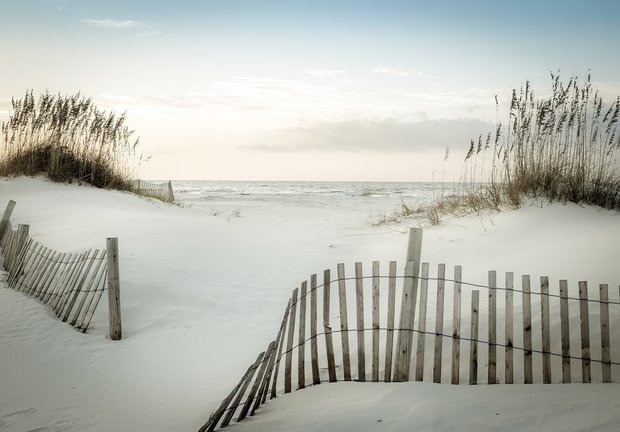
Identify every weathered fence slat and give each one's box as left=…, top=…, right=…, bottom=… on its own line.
left=284, top=287, right=298, bottom=394
left=559, top=280, right=571, bottom=383
left=540, top=276, right=551, bottom=384
left=451, top=265, right=462, bottom=385
left=355, top=262, right=366, bottom=382
left=20, top=244, right=48, bottom=293
left=54, top=251, right=89, bottom=315
left=7, top=236, right=32, bottom=287
left=599, top=284, right=611, bottom=383
left=384, top=261, right=397, bottom=382
left=198, top=353, right=263, bottom=432
left=32, top=248, right=60, bottom=299
left=71, top=251, right=107, bottom=327
left=41, top=251, right=67, bottom=303
left=415, top=263, right=429, bottom=381
left=62, top=249, right=98, bottom=323
left=372, top=261, right=380, bottom=382
left=32, top=247, right=58, bottom=297
left=469, top=290, right=479, bottom=385
left=505, top=272, right=514, bottom=384
left=522, top=275, right=533, bottom=384
left=0, top=200, right=16, bottom=240
left=394, top=262, right=416, bottom=382
left=310, top=274, right=321, bottom=385
left=337, top=264, right=352, bottom=381
left=488, top=270, right=497, bottom=384
left=35, top=250, right=62, bottom=300
left=433, top=263, right=446, bottom=383
left=323, top=269, right=337, bottom=382
left=253, top=341, right=279, bottom=415
left=7, top=225, right=29, bottom=284
left=238, top=341, right=276, bottom=422
left=297, top=281, right=307, bottom=390
left=220, top=351, right=266, bottom=428
left=270, top=298, right=292, bottom=399
left=579, top=281, right=591, bottom=383
left=262, top=300, right=291, bottom=404
left=77, top=262, right=108, bottom=332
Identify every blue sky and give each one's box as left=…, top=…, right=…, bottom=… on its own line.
left=2, top=0, right=620, bottom=180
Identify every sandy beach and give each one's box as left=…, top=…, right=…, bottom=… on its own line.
left=1, top=176, right=619, bottom=431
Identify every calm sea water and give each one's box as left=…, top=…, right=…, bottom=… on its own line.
left=171, top=180, right=458, bottom=214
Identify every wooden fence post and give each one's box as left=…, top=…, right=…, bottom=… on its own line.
left=297, top=281, right=307, bottom=390
left=284, top=287, right=298, bottom=393
left=323, top=269, right=337, bottom=382
left=433, top=263, right=446, bottom=383
left=522, top=275, right=533, bottom=384
left=371, top=261, right=380, bottom=382
left=505, top=272, right=514, bottom=384
left=488, top=270, right=497, bottom=384
left=0, top=200, right=16, bottom=241
left=559, top=280, right=571, bottom=383
left=469, top=290, right=479, bottom=385
left=310, top=274, right=321, bottom=385
left=337, top=264, right=352, bottom=381
left=355, top=262, right=366, bottom=382
left=415, top=263, right=429, bottom=381
left=106, top=237, right=122, bottom=340
left=599, top=284, right=611, bottom=383
left=451, top=265, right=462, bottom=385
left=540, top=276, right=551, bottom=384
left=578, top=281, right=591, bottom=383
left=383, top=261, right=397, bottom=382
left=394, top=228, right=422, bottom=382
left=167, top=180, right=175, bottom=202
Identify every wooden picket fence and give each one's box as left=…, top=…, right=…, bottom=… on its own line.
left=199, top=228, right=619, bottom=432
left=133, top=180, right=175, bottom=202
left=0, top=200, right=122, bottom=336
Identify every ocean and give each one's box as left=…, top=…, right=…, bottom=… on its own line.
left=172, top=180, right=456, bottom=213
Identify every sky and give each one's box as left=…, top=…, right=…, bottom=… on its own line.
left=1, top=0, right=620, bottom=181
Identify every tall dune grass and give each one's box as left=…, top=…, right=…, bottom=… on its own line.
left=374, top=73, right=620, bottom=227
left=0, top=90, right=142, bottom=190
left=463, top=73, right=620, bottom=210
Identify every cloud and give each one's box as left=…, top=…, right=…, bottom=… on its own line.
left=244, top=117, right=494, bottom=153
left=373, top=67, right=440, bottom=80
left=81, top=19, right=141, bottom=29
left=305, top=69, right=349, bottom=78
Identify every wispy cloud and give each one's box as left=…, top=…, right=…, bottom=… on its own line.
left=305, top=69, right=349, bottom=78
left=373, top=67, right=440, bottom=80
left=244, top=117, right=493, bottom=153
left=81, top=19, right=142, bottom=29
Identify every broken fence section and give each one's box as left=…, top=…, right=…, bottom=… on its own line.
left=0, top=200, right=121, bottom=337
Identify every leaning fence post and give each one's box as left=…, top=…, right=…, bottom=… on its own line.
left=394, top=228, right=423, bottom=382
left=0, top=200, right=16, bottom=241
left=8, top=224, right=29, bottom=283
left=106, top=237, right=122, bottom=340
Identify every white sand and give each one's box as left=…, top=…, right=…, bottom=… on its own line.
left=1, top=177, right=619, bottom=432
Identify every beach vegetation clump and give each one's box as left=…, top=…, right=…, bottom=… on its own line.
left=372, top=73, right=620, bottom=228
left=0, top=90, right=142, bottom=190
left=461, top=72, right=620, bottom=211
